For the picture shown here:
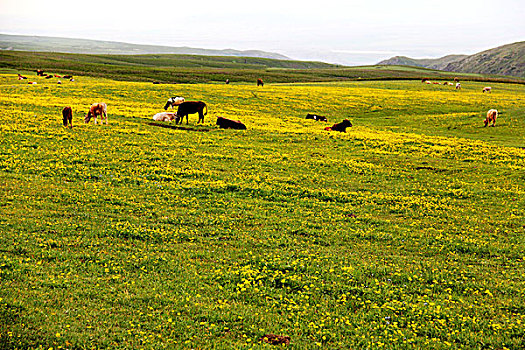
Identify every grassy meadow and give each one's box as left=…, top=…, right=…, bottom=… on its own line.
left=0, top=72, right=524, bottom=349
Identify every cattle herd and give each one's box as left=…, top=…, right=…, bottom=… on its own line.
left=18, top=70, right=500, bottom=130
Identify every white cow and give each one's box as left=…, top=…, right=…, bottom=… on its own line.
left=153, top=112, right=179, bottom=122
left=164, top=97, right=185, bottom=110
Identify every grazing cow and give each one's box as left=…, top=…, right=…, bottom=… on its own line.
left=432, top=82, right=440, bottom=85
left=36, top=69, right=45, bottom=76
left=484, top=109, right=498, bottom=127
left=216, top=116, right=247, bottom=129
left=421, top=78, right=430, bottom=83
left=257, top=78, right=264, bottom=87
left=456, top=83, right=461, bottom=90
left=164, top=97, right=185, bottom=110
left=324, top=119, right=352, bottom=132
left=28, top=82, right=37, bottom=85
left=482, top=87, right=492, bottom=93
left=45, top=75, right=53, bottom=79
left=84, top=103, right=108, bottom=125
left=176, top=101, right=207, bottom=124
left=306, top=113, right=328, bottom=122
left=153, top=112, right=179, bottom=122
left=63, top=75, right=73, bottom=79
left=62, top=106, right=73, bottom=128
left=18, top=74, right=27, bottom=80
left=54, top=74, right=62, bottom=78
left=425, top=81, right=432, bottom=84
left=225, top=79, right=230, bottom=84
left=454, top=77, right=459, bottom=82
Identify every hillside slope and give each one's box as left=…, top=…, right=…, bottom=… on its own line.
left=378, top=42, right=525, bottom=78
left=0, top=33, right=290, bottom=60
left=378, top=55, right=467, bottom=70
left=443, top=42, right=525, bottom=78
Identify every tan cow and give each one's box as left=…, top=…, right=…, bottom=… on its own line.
left=484, top=109, right=498, bottom=127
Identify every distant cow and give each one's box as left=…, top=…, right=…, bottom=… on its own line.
left=456, top=83, right=461, bottom=90
left=216, top=116, right=246, bottom=130
left=425, top=81, right=432, bottom=84
left=257, top=78, right=264, bottom=87
left=176, top=101, right=207, bottom=124
left=85, top=103, right=108, bottom=125
left=36, top=69, right=45, bottom=76
left=421, top=78, right=430, bottom=83
left=164, top=97, right=185, bottom=110
left=454, top=77, right=459, bottom=82
left=62, top=106, right=73, bottom=128
left=482, top=87, right=492, bottom=93
left=225, top=79, right=230, bottom=84
left=18, top=74, right=27, bottom=80
left=324, top=119, right=352, bottom=132
left=63, top=75, right=73, bottom=79
left=306, top=113, right=328, bottom=122
left=484, top=109, right=498, bottom=127
left=153, top=112, right=179, bottom=122
left=45, top=75, right=53, bottom=79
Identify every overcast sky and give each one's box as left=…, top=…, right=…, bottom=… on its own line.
left=1, top=0, right=524, bottom=65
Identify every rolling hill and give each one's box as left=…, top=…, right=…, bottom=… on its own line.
left=378, top=42, right=525, bottom=78
left=0, top=33, right=290, bottom=60
left=2, top=50, right=523, bottom=84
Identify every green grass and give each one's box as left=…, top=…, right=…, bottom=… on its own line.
left=2, top=51, right=524, bottom=84
left=0, top=74, right=524, bottom=349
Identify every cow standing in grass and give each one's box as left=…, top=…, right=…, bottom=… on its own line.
left=164, top=97, right=185, bottom=110
left=62, top=106, right=73, bottom=128
left=85, top=103, right=108, bottom=125
left=484, top=109, right=498, bottom=127
left=176, top=101, right=207, bottom=124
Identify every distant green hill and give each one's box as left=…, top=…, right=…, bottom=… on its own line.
left=1, top=50, right=523, bottom=84
left=377, top=55, right=468, bottom=70
left=443, top=42, right=525, bottom=78
left=0, top=33, right=290, bottom=60
left=378, top=42, right=525, bottom=78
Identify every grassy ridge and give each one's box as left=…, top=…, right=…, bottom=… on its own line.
left=2, top=50, right=524, bottom=84
left=0, top=74, right=524, bottom=349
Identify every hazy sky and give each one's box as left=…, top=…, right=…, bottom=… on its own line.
left=1, top=0, right=524, bottom=65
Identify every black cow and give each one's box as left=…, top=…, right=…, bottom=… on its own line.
left=306, top=113, right=328, bottom=122
left=62, top=106, right=73, bottom=128
left=324, top=119, right=352, bottom=132
left=176, top=101, right=208, bottom=124
left=216, top=116, right=246, bottom=130
left=257, top=78, right=264, bottom=87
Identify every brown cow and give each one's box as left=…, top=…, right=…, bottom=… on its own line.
left=176, top=101, right=207, bottom=124
left=484, top=109, right=498, bottom=127
left=85, top=103, right=108, bottom=125
left=216, top=116, right=246, bottom=129
left=324, top=119, right=352, bottom=132
left=257, top=78, right=264, bottom=87
left=62, top=106, right=73, bottom=128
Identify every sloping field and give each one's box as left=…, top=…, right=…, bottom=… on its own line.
left=1, top=74, right=524, bottom=349
left=2, top=51, right=524, bottom=84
